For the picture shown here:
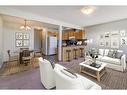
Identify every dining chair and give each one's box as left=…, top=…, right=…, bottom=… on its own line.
left=22, top=50, right=32, bottom=66
left=7, top=50, right=19, bottom=63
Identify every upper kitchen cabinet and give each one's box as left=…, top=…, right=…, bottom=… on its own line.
left=62, top=29, right=85, bottom=40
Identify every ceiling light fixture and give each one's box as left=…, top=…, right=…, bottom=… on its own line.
left=81, top=6, right=96, bottom=15
left=20, top=19, right=31, bottom=30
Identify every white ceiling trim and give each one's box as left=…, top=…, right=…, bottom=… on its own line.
left=0, top=7, right=83, bottom=30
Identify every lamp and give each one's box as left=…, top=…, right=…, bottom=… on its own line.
left=20, top=19, right=31, bottom=30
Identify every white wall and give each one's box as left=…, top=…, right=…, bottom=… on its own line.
left=3, top=21, right=34, bottom=61
left=85, top=19, right=127, bottom=55
left=0, top=16, right=3, bottom=68
left=34, top=29, right=42, bottom=50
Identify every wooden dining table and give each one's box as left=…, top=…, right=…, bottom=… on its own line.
left=19, top=50, right=35, bottom=64
left=14, top=49, right=39, bottom=64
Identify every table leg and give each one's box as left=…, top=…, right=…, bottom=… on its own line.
left=96, top=71, right=100, bottom=82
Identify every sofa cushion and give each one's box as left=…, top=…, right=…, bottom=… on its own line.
left=61, top=69, right=77, bottom=79
left=99, top=49, right=104, bottom=56
left=101, top=56, right=121, bottom=65
left=104, top=49, right=109, bottom=56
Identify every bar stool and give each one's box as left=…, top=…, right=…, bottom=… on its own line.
left=73, top=48, right=78, bottom=59
left=80, top=48, right=84, bottom=57
left=66, top=49, right=71, bottom=62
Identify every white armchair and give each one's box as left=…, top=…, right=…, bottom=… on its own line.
left=38, top=57, right=55, bottom=89
left=54, top=64, right=101, bottom=90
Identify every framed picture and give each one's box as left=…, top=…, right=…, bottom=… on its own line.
left=16, top=40, right=23, bottom=47
left=105, top=32, right=110, bottom=38
left=99, top=34, right=104, bottom=39
left=99, top=40, right=105, bottom=46
left=23, top=40, right=29, bottom=46
left=23, top=33, right=30, bottom=39
left=120, top=37, right=127, bottom=46
left=111, top=31, right=119, bottom=37
left=16, top=32, right=23, bottom=39
left=111, top=38, right=119, bottom=48
left=105, top=38, right=110, bottom=48
left=120, top=30, right=126, bottom=36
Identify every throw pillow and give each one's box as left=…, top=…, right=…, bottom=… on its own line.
left=107, top=50, right=114, bottom=58
left=104, top=49, right=109, bottom=56
left=115, top=51, right=123, bottom=59
left=112, top=50, right=117, bottom=58
left=99, top=49, right=104, bottom=56
left=61, top=69, right=77, bottom=79
left=86, top=51, right=90, bottom=56
left=88, top=50, right=92, bottom=56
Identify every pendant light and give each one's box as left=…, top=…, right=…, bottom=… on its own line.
left=20, top=19, right=31, bottom=30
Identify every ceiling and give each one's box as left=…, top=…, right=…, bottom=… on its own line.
left=2, top=14, right=59, bottom=30
left=6, top=6, right=127, bottom=27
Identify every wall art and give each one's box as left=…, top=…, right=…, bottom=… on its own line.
left=15, top=32, right=30, bottom=47
left=23, top=33, right=30, bottom=39
left=120, top=30, right=126, bottom=36
left=105, top=32, right=110, bottom=38
left=105, top=38, right=110, bottom=48
left=111, top=31, right=119, bottom=37
left=23, top=40, right=29, bottom=46
left=16, top=40, right=23, bottom=47
left=16, top=32, right=23, bottom=39
left=120, top=37, right=127, bottom=46
left=111, top=38, right=119, bottom=48
left=99, top=40, right=105, bottom=46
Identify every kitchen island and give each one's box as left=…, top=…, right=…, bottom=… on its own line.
left=62, top=45, right=85, bottom=61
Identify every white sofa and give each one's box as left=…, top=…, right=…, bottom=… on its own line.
left=85, top=49, right=126, bottom=72
left=54, top=64, right=101, bottom=90
left=38, top=57, right=101, bottom=90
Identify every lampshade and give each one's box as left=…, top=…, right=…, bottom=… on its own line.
left=20, top=20, right=31, bottom=30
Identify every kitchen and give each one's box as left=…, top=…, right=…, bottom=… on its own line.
left=62, top=28, right=86, bottom=61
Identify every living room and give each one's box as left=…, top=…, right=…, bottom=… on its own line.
left=0, top=5, right=127, bottom=93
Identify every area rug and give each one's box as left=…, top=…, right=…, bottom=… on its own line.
left=0, top=58, right=39, bottom=76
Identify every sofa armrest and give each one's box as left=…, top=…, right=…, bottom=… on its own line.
left=89, top=84, right=102, bottom=90
left=54, top=64, right=66, bottom=70
left=120, top=54, right=126, bottom=71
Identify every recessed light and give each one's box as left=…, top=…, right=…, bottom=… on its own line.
left=81, top=6, right=96, bottom=15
